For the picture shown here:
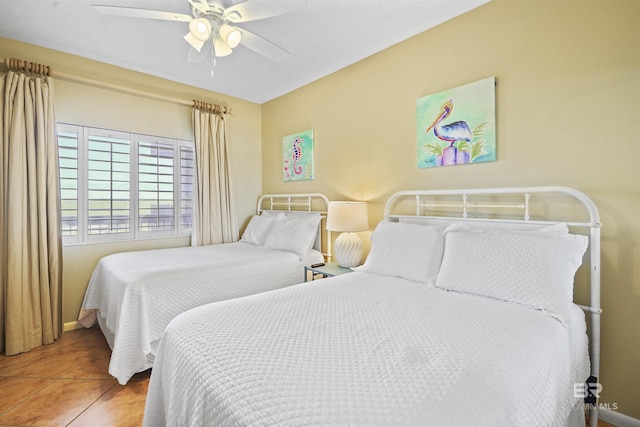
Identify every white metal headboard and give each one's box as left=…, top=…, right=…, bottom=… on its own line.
left=256, top=193, right=331, bottom=260
left=385, top=186, right=601, bottom=427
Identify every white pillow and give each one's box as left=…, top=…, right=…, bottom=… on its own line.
left=444, top=222, right=570, bottom=236
left=354, top=221, right=445, bottom=284
left=434, top=227, right=588, bottom=324
left=263, top=213, right=321, bottom=257
left=240, top=215, right=276, bottom=246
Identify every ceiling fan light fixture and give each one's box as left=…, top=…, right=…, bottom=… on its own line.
left=213, top=37, right=233, bottom=57
left=188, top=17, right=212, bottom=41
left=219, top=24, right=242, bottom=48
left=184, top=32, right=206, bottom=52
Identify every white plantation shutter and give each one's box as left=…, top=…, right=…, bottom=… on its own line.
left=138, top=137, right=174, bottom=233
left=57, top=127, right=79, bottom=238
left=180, top=145, right=194, bottom=234
left=87, top=129, right=131, bottom=237
left=57, top=123, right=193, bottom=244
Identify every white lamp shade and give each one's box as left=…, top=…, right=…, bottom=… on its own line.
left=325, top=201, right=369, bottom=232
left=213, top=38, right=233, bottom=57
left=184, top=17, right=211, bottom=52
left=189, top=18, right=212, bottom=41
left=184, top=32, right=206, bottom=52
left=220, top=24, right=242, bottom=48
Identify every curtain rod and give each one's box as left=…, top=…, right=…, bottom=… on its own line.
left=0, top=57, right=232, bottom=113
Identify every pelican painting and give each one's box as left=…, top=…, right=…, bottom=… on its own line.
left=417, top=76, right=496, bottom=168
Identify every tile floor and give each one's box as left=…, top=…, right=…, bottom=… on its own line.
left=0, top=325, right=149, bottom=426
left=0, top=325, right=619, bottom=427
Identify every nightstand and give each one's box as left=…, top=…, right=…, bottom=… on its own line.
left=304, top=262, right=353, bottom=282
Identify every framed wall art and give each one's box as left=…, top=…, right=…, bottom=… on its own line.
left=282, top=128, right=314, bottom=181
left=417, top=76, right=496, bottom=168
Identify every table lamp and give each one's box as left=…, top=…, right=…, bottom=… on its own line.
left=326, top=201, right=369, bottom=268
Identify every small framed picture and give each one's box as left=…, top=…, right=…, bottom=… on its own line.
left=282, top=129, right=314, bottom=181
left=417, top=76, right=496, bottom=168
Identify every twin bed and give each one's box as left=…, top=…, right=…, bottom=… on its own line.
left=78, top=193, right=330, bottom=384
left=80, top=187, right=602, bottom=426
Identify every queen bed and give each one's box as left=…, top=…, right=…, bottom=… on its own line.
left=78, top=193, right=330, bottom=385
left=143, top=186, right=602, bottom=427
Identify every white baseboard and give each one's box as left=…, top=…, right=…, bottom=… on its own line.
left=63, top=321, right=83, bottom=332
left=600, top=408, right=640, bottom=427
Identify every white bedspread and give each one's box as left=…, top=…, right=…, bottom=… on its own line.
left=144, top=272, right=589, bottom=427
left=79, top=241, right=323, bottom=384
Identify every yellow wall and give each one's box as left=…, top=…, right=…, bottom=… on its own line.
left=0, top=38, right=263, bottom=324
left=2, top=0, right=639, bottom=418
left=262, top=0, right=640, bottom=418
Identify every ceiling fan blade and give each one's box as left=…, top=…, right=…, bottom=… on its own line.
left=93, top=5, right=192, bottom=22
left=237, top=27, right=289, bottom=62
left=224, top=0, right=306, bottom=23
left=187, top=0, right=209, bottom=15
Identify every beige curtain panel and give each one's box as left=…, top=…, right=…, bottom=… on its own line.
left=191, top=101, right=238, bottom=246
left=0, top=59, right=63, bottom=355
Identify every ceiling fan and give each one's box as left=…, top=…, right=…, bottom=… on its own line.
left=93, top=0, right=304, bottom=67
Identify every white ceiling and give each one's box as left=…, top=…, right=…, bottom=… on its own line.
left=0, top=0, right=489, bottom=104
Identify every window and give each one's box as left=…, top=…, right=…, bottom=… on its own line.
left=87, top=130, right=130, bottom=236
left=58, top=129, right=79, bottom=237
left=57, top=124, right=194, bottom=244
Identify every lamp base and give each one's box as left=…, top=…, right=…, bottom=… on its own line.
left=334, top=232, right=362, bottom=268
